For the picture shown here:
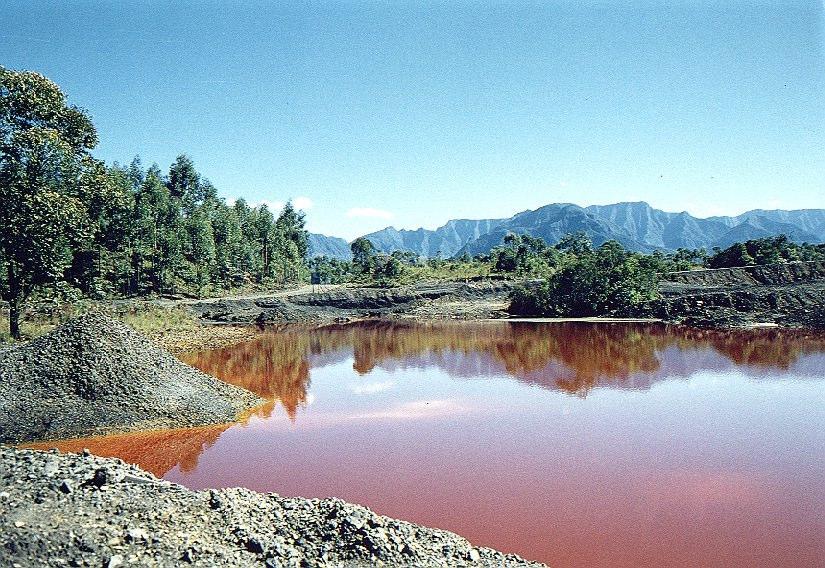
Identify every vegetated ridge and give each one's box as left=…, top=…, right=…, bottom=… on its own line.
left=0, top=447, right=545, bottom=567
left=0, top=312, right=263, bottom=443
left=334, top=202, right=825, bottom=258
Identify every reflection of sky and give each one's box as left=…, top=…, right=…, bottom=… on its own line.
left=163, top=354, right=825, bottom=568
left=51, top=323, right=825, bottom=568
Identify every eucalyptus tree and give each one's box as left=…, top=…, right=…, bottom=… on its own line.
left=0, top=66, right=101, bottom=338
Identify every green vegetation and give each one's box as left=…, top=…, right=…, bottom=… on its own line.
left=0, top=67, right=308, bottom=338
left=4, top=67, right=824, bottom=336
left=707, top=235, right=825, bottom=269
left=509, top=237, right=659, bottom=317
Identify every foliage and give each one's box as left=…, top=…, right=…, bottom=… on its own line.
left=309, top=256, right=351, bottom=284
left=510, top=240, right=659, bottom=317
left=0, top=66, right=101, bottom=338
left=350, top=237, right=376, bottom=274
left=0, top=67, right=311, bottom=339
left=490, top=233, right=561, bottom=276
left=707, top=235, right=825, bottom=269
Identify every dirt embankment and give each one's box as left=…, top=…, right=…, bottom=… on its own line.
left=188, top=281, right=514, bottom=324
left=654, top=261, right=825, bottom=328
left=0, top=447, right=545, bottom=568
left=0, top=313, right=263, bottom=444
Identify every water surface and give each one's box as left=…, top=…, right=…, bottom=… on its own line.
left=42, top=322, right=825, bottom=567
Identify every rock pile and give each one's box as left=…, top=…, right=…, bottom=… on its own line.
left=0, top=447, right=546, bottom=567
left=0, top=312, right=262, bottom=443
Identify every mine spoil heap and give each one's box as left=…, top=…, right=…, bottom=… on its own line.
left=0, top=312, right=262, bottom=444
left=0, top=447, right=546, bottom=567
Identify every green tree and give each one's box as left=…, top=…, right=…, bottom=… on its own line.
left=0, top=67, right=99, bottom=338
left=351, top=237, right=376, bottom=274
left=510, top=240, right=658, bottom=317
left=185, top=205, right=216, bottom=295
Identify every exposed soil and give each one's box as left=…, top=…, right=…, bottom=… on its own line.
left=147, top=324, right=262, bottom=355
left=178, top=265, right=825, bottom=334
left=187, top=281, right=514, bottom=325
left=0, top=313, right=263, bottom=444
left=654, top=261, right=825, bottom=329
left=0, top=447, right=545, bottom=568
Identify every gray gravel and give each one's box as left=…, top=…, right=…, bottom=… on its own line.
left=0, top=447, right=546, bottom=568
left=0, top=313, right=263, bottom=443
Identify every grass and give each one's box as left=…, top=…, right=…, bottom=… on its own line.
left=118, top=305, right=199, bottom=336
left=0, top=302, right=200, bottom=345
left=0, top=317, right=55, bottom=344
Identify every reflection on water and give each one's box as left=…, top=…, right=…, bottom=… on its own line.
left=181, top=321, right=825, bottom=414
left=33, top=322, right=825, bottom=568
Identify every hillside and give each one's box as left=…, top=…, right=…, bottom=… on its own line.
left=348, top=202, right=825, bottom=258
left=307, top=233, right=352, bottom=260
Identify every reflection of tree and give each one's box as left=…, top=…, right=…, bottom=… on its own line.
left=32, top=322, right=825, bottom=475
left=183, top=321, right=825, bottom=403
left=181, top=328, right=315, bottom=420
left=26, top=423, right=230, bottom=477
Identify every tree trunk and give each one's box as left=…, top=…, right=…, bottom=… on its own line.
left=6, top=264, right=23, bottom=340
left=9, top=296, right=21, bottom=340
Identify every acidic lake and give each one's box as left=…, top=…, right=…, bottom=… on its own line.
left=43, top=321, right=825, bottom=567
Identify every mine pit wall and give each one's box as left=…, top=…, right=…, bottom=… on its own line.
left=661, top=261, right=825, bottom=287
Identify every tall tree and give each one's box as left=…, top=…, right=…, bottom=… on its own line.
left=350, top=237, right=376, bottom=274
left=0, top=66, right=99, bottom=338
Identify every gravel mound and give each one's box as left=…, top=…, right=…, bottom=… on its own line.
left=0, top=313, right=262, bottom=443
left=0, top=447, right=546, bottom=567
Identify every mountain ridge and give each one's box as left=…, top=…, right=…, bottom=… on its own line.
left=308, top=202, right=825, bottom=259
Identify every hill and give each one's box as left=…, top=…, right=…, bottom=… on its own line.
left=352, top=202, right=825, bottom=258
left=307, top=233, right=352, bottom=260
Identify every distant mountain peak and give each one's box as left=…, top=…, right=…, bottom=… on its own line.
left=312, top=202, right=825, bottom=259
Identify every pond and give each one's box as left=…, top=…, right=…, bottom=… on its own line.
left=43, top=321, right=825, bottom=567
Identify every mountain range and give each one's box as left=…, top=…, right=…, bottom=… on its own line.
left=308, top=202, right=825, bottom=260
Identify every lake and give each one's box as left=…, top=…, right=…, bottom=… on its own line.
left=43, top=321, right=825, bottom=567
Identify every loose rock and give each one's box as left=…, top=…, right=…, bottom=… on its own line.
left=0, top=447, right=545, bottom=567
left=0, top=313, right=263, bottom=443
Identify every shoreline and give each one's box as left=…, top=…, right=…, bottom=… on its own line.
left=0, top=447, right=545, bottom=567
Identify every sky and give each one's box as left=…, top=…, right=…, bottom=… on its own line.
left=1, top=0, right=823, bottom=239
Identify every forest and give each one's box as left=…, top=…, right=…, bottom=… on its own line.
left=0, top=66, right=308, bottom=338
left=3, top=65, right=825, bottom=337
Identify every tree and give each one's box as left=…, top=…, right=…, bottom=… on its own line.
left=167, top=154, right=201, bottom=214
left=185, top=206, right=216, bottom=295
left=350, top=237, right=376, bottom=274
left=510, top=240, right=658, bottom=317
left=0, top=67, right=99, bottom=338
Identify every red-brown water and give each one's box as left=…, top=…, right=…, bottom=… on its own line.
left=38, top=322, right=825, bottom=567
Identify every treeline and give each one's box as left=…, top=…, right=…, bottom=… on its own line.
left=0, top=66, right=307, bottom=338
left=312, top=232, right=825, bottom=318
left=88, top=156, right=308, bottom=297
left=706, top=235, right=825, bottom=269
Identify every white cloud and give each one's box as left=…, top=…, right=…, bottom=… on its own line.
left=350, top=380, right=395, bottom=395
left=347, top=207, right=394, bottom=220
left=293, top=196, right=313, bottom=210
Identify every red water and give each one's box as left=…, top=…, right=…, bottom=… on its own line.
left=34, top=322, right=825, bottom=567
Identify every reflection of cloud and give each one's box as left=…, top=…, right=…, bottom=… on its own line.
left=354, top=399, right=464, bottom=421
left=351, top=380, right=395, bottom=395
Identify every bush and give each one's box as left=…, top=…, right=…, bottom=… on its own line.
left=509, top=241, right=659, bottom=316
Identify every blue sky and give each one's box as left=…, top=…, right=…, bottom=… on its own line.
left=2, top=1, right=823, bottom=239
